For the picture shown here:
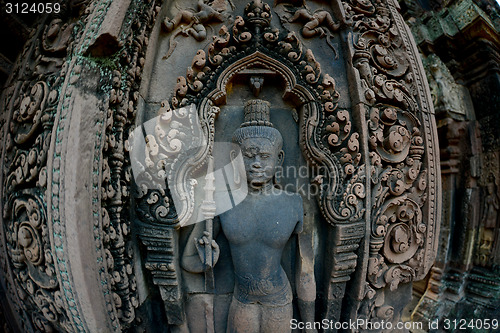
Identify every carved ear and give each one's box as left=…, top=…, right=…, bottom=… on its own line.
left=230, top=150, right=241, bottom=185
left=278, top=150, right=285, bottom=166
left=274, top=150, right=285, bottom=187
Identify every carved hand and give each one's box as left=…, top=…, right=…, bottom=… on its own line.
left=194, top=231, right=220, bottom=269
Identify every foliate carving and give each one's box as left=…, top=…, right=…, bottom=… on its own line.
left=0, top=1, right=91, bottom=331
left=349, top=2, right=416, bottom=111
left=362, top=34, right=430, bottom=294
left=3, top=192, right=71, bottom=331
left=130, top=102, right=213, bottom=227
left=166, top=0, right=365, bottom=229
left=5, top=82, right=54, bottom=193
left=0, top=0, right=440, bottom=329
left=130, top=100, right=221, bottom=323
left=343, top=0, right=439, bottom=324
left=100, top=68, right=139, bottom=326
left=1, top=0, right=160, bottom=331
left=96, top=1, right=162, bottom=328
left=170, top=6, right=339, bottom=115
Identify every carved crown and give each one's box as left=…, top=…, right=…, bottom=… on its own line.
left=233, top=99, right=283, bottom=147
left=241, top=99, right=273, bottom=127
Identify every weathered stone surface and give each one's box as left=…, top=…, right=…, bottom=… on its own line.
left=0, top=0, right=442, bottom=331
left=400, top=0, right=500, bottom=328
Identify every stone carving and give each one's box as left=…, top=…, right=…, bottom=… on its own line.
left=0, top=1, right=91, bottom=331
left=131, top=101, right=215, bottom=326
left=136, top=0, right=368, bottom=327
left=96, top=2, right=162, bottom=329
left=284, top=6, right=341, bottom=58
left=343, top=0, right=441, bottom=325
left=423, top=53, right=471, bottom=118
left=218, top=99, right=315, bottom=332
left=477, top=176, right=499, bottom=266
left=0, top=0, right=161, bottom=331
left=0, top=0, right=441, bottom=330
left=162, top=0, right=233, bottom=59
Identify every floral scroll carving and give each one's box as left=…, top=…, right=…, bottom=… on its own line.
left=343, top=0, right=440, bottom=325
left=0, top=0, right=161, bottom=331
left=0, top=2, right=90, bottom=331
left=3, top=192, right=71, bottom=331
left=165, top=0, right=365, bottom=229
left=0, top=0, right=439, bottom=330
left=96, top=2, right=162, bottom=329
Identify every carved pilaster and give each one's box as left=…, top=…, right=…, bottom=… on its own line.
left=0, top=0, right=161, bottom=331
left=411, top=118, right=468, bottom=323
left=338, top=0, right=442, bottom=328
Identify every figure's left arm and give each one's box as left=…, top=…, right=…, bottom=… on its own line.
left=295, top=197, right=317, bottom=332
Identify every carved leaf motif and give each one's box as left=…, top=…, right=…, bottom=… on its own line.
left=209, top=26, right=232, bottom=66
left=0, top=10, right=82, bottom=327
left=345, top=0, right=438, bottom=322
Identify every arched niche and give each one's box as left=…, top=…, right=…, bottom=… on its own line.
left=132, top=2, right=367, bottom=327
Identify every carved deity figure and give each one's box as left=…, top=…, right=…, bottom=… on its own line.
left=283, top=7, right=340, bottom=58
left=478, top=179, right=500, bottom=266
left=482, top=181, right=499, bottom=229
left=286, top=7, right=340, bottom=38
left=162, top=0, right=228, bottom=41
left=217, top=99, right=316, bottom=333
left=177, top=99, right=316, bottom=332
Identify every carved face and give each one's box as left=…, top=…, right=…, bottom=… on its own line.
left=239, top=137, right=282, bottom=187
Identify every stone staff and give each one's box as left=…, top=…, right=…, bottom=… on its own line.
left=201, top=155, right=217, bottom=292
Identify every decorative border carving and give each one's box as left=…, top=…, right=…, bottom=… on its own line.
left=0, top=1, right=93, bottom=331
left=343, top=0, right=441, bottom=323
left=0, top=0, right=161, bottom=331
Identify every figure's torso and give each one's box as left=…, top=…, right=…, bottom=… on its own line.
left=220, top=190, right=303, bottom=305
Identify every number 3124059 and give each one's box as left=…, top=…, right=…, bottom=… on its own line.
left=5, top=3, right=61, bottom=14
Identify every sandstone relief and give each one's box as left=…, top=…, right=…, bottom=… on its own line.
left=0, top=0, right=441, bottom=331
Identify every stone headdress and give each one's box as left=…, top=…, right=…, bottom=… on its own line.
left=232, top=99, right=283, bottom=149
